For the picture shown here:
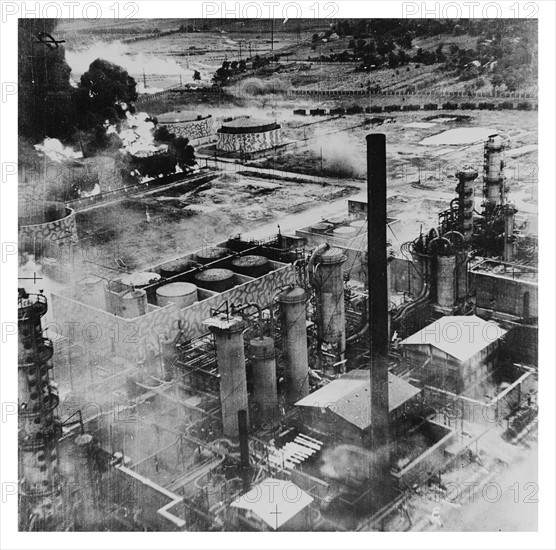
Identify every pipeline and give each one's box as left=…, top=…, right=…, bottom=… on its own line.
left=391, top=283, right=431, bottom=326
left=307, top=243, right=330, bottom=286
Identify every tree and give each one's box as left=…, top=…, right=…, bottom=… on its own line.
left=193, top=70, right=201, bottom=81
left=491, top=73, right=504, bottom=93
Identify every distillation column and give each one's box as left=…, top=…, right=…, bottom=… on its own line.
left=311, top=247, right=347, bottom=367
left=277, top=287, right=310, bottom=406
left=18, top=291, right=64, bottom=531
left=456, top=166, right=479, bottom=243
left=207, top=316, right=248, bottom=439
left=503, top=204, right=518, bottom=262
left=248, top=337, right=278, bottom=423
left=483, top=134, right=505, bottom=206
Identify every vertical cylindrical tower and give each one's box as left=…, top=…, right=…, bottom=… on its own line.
left=18, top=291, right=64, bottom=531
left=67, top=434, right=100, bottom=528
left=456, top=166, right=478, bottom=243
left=503, top=204, right=517, bottom=262
left=249, top=337, right=278, bottom=423
left=207, top=317, right=248, bottom=439
left=436, top=253, right=457, bottom=309
left=277, top=287, right=310, bottom=405
left=312, top=247, right=347, bottom=360
left=483, top=134, right=505, bottom=206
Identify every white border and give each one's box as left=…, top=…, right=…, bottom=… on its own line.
left=1, top=1, right=554, bottom=549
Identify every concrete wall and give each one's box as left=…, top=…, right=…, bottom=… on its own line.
left=19, top=206, right=78, bottom=249
left=103, top=465, right=185, bottom=530
left=51, top=265, right=295, bottom=363
left=422, top=367, right=535, bottom=428
left=470, top=270, right=538, bottom=319
left=159, top=116, right=214, bottom=142
left=392, top=421, right=455, bottom=488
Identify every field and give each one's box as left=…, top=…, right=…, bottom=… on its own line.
left=51, top=19, right=537, bottom=280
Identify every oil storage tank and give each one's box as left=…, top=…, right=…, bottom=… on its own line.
left=75, top=275, right=106, bottom=311
left=120, top=289, right=147, bottom=318
left=196, top=247, right=229, bottom=265
left=311, top=222, right=333, bottom=234
left=231, top=255, right=270, bottom=278
left=195, top=268, right=235, bottom=292
left=156, top=282, right=198, bottom=309
left=332, top=225, right=357, bottom=242
left=159, top=259, right=195, bottom=279
left=120, top=272, right=161, bottom=288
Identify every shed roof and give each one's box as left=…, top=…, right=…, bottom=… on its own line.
left=295, top=370, right=421, bottom=430
left=230, top=478, right=313, bottom=530
left=399, top=315, right=506, bottom=363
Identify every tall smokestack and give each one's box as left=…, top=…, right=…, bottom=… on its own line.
left=366, top=134, right=390, bottom=456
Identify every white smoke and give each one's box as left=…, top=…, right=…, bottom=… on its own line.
left=65, top=41, right=183, bottom=80
left=34, top=138, right=82, bottom=162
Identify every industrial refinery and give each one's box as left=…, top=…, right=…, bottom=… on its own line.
left=11, top=16, right=542, bottom=536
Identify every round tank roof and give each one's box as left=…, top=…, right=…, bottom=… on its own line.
left=120, top=272, right=161, bottom=287
left=315, top=247, right=347, bottom=264
left=249, top=337, right=276, bottom=359
left=195, top=268, right=234, bottom=282
left=232, top=255, right=269, bottom=268
left=196, top=247, right=229, bottom=260
left=156, top=282, right=198, bottom=297
left=157, top=111, right=210, bottom=124
left=277, top=286, right=306, bottom=303
left=333, top=225, right=357, bottom=235
left=121, top=289, right=146, bottom=299
left=219, top=117, right=281, bottom=134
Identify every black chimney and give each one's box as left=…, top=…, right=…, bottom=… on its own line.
left=367, top=134, right=390, bottom=454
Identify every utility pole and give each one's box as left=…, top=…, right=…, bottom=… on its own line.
left=270, top=19, right=274, bottom=53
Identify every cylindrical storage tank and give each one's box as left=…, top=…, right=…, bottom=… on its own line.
left=231, top=255, right=270, bottom=278
left=195, top=269, right=235, bottom=293
left=208, top=317, right=248, bottom=439
left=196, top=247, right=229, bottom=265
left=159, top=259, right=195, bottom=279
left=332, top=225, right=357, bottom=242
left=312, top=247, right=347, bottom=357
left=76, top=275, right=106, bottom=311
left=436, top=254, right=457, bottom=308
left=350, top=219, right=367, bottom=230
left=120, top=271, right=161, bottom=288
left=311, top=222, right=333, bottom=234
left=277, top=287, right=309, bottom=405
left=120, top=289, right=147, bottom=318
left=156, top=282, right=198, bottom=309
left=249, top=337, right=278, bottom=423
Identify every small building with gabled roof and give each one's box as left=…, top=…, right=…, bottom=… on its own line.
left=230, top=478, right=313, bottom=531
left=295, top=370, right=421, bottom=447
left=399, top=315, right=507, bottom=392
